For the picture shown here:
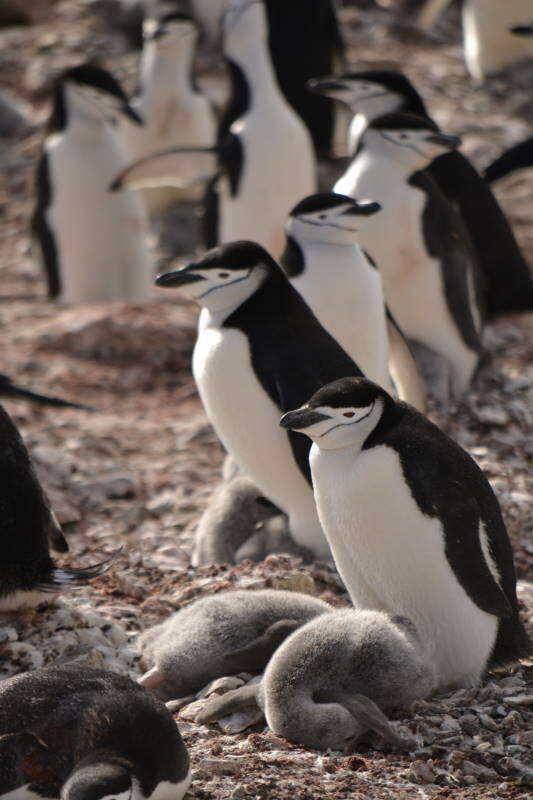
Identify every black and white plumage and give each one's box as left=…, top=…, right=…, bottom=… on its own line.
left=334, top=112, right=484, bottom=400
left=310, top=69, right=533, bottom=317
left=280, top=377, right=529, bottom=689
left=31, top=64, right=152, bottom=303
left=138, top=589, right=331, bottom=699
left=0, top=666, right=191, bottom=800
left=0, top=404, right=110, bottom=610
left=280, top=192, right=427, bottom=412
left=155, top=240, right=363, bottom=559
left=195, top=609, right=435, bottom=752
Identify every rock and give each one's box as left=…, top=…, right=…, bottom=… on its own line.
left=272, top=572, right=316, bottom=595
left=198, top=676, right=245, bottom=699
left=409, top=759, right=436, bottom=783
left=218, top=707, right=265, bottom=734
left=505, top=694, right=533, bottom=708
left=166, top=696, right=196, bottom=713
left=196, top=757, right=242, bottom=776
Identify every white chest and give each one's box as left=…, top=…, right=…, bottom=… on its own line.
left=192, top=315, right=320, bottom=549
left=310, top=444, right=497, bottom=688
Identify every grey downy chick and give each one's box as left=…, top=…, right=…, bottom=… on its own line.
left=193, top=475, right=311, bottom=566
left=196, top=608, right=436, bottom=752
left=138, top=589, right=332, bottom=700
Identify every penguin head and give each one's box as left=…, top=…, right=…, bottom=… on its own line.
left=155, top=241, right=275, bottom=313
left=63, top=757, right=189, bottom=800
left=56, top=64, right=143, bottom=128
left=280, top=377, right=394, bottom=452
left=286, top=193, right=381, bottom=246
left=363, top=113, right=461, bottom=170
left=308, top=70, right=427, bottom=120
left=510, top=24, right=533, bottom=37
left=143, top=12, right=198, bottom=49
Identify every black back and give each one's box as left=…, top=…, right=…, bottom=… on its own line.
left=223, top=266, right=363, bottom=483
left=0, top=405, right=57, bottom=599
left=484, top=136, right=533, bottom=183
left=31, top=152, right=61, bottom=298
left=264, top=0, right=344, bottom=156
left=409, top=170, right=484, bottom=353
left=0, top=666, right=189, bottom=796
left=391, top=80, right=533, bottom=317
left=362, top=396, right=528, bottom=666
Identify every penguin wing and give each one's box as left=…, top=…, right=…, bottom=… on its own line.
left=0, top=731, right=63, bottom=793
left=31, top=153, right=61, bottom=298
left=385, top=308, right=427, bottom=413
left=110, top=148, right=218, bottom=192
left=484, top=137, right=533, bottom=183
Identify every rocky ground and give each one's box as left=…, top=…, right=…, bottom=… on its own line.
left=0, top=1, right=532, bottom=798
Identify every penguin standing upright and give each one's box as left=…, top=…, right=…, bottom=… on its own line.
left=112, top=0, right=317, bottom=256
left=0, top=666, right=191, bottom=800
left=0, top=404, right=110, bottom=610
left=189, top=0, right=344, bottom=156
left=121, top=10, right=216, bottom=215
left=310, top=69, right=533, bottom=317
left=155, top=240, right=363, bottom=559
left=280, top=192, right=426, bottom=411
left=280, top=377, right=529, bottom=689
left=32, top=64, right=152, bottom=304
left=334, top=113, right=484, bottom=400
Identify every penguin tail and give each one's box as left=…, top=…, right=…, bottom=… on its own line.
left=35, top=550, right=119, bottom=593
left=0, top=374, right=93, bottom=411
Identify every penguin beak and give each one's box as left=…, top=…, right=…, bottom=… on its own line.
left=510, top=25, right=533, bottom=36
left=121, top=103, right=144, bottom=127
left=155, top=266, right=206, bottom=288
left=425, top=132, right=461, bottom=149
left=279, top=408, right=330, bottom=431
left=307, top=77, right=348, bottom=96
left=343, top=200, right=381, bottom=217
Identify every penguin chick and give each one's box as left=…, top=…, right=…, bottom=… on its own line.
left=192, top=475, right=292, bottom=566
left=309, top=68, right=533, bottom=318
left=196, top=609, right=434, bottom=753
left=155, top=240, right=364, bottom=559
left=0, top=665, right=191, bottom=800
left=0, top=404, right=111, bottom=611
left=334, top=113, right=484, bottom=401
left=280, top=192, right=426, bottom=411
left=138, top=589, right=332, bottom=700
left=31, top=63, right=152, bottom=304
left=280, top=377, right=529, bottom=689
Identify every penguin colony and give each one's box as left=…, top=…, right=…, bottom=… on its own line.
left=1, top=0, right=532, bottom=795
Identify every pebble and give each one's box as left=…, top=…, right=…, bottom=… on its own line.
left=198, top=676, right=245, bottom=699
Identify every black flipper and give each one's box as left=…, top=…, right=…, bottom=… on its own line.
left=31, top=152, right=61, bottom=298
left=484, top=136, right=533, bottom=184
left=0, top=374, right=91, bottom=410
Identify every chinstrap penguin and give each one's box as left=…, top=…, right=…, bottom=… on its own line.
left=31, top=63, right=153, bottom=304
left=138, top=588, right=331, bottom=699
left=333, top=112, right=484, bottom=400
left=189, top=0, right=344, bottom=156
left=112, top=0, right=316, bottom=256
left=310, top=69, right=533, bottom=317
left=195, top=609, right=435, bottom=752
left=0, top=665, right=191, bottom=800
left=280, top=377, right=529, bottom=690
left=121, top=10, right=216, bottom=215
left=155, top=240, right=364, bottom=559
left=0, top=404, right=112, bottom=611
left=280, top=192, right=427, bottom=411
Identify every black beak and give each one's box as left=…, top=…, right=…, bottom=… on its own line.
left=279, top=409, right=330, bottom=431
left=155, top=267, right=206, bottom=288
left=307, top=77, right=347, bottom=95
left=122, top=103, right=144, bottom=127
left=343, top=200, right=381, bottom=217
left=425, top=132, right=461, bottom=149
left=510, top=24, right=533, bottom=36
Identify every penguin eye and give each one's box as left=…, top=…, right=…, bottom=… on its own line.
left=218, top=272, right=230, bottom=278
left=343, top=412, right=355, bottom=418
left=319, top=214, right=327, bottom=220
left=399, top=133, right=408, bottom=140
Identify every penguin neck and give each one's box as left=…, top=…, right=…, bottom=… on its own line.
left=358, top=142, right=424, bottom=181
left=347, top=94, right=429, bottom=154
left=224, top=23, right=282, bottom=108
left=138, top=38, right=197, bottom=110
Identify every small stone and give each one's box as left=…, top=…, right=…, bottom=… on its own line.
left=505, top=694, right=533, bottom=708
left=346, top=756, right=366, bottom=771
left=441, top=715, right=461, bottom=732
left=409, top=760, right=436, bottom=783
left=218, top=707, right=264, bottom=734
left=196, top=757, right=242, bottom=776
left=272, top=571, right=316, bottom=595
left=475, top=407, right=509, bottom=426
left=461, top=760, right=499, bottom=780
left=198, top=676, right=245, bottom=699
left=116, top=575, right=147, bottom=601
left=479, top=713, right=498, bottom=731
left=0, top=627, right=18, bottom=645
left=458, top=714, right=480, bottom=735
left=502, top=710, right=523, bottom=729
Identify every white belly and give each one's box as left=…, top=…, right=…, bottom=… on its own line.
left=193, top=315, right=328, bottom=557
left=310, top=444, right=498, bottom=688
left=220, top=114, right=316, bottom=258
left=45, top=126, right=152, bottom=304
left=463, top=0, right=533, bottom=81
left=335, top=159, right=477, bottom=394
left=291, top=244, right=392, bottom=391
